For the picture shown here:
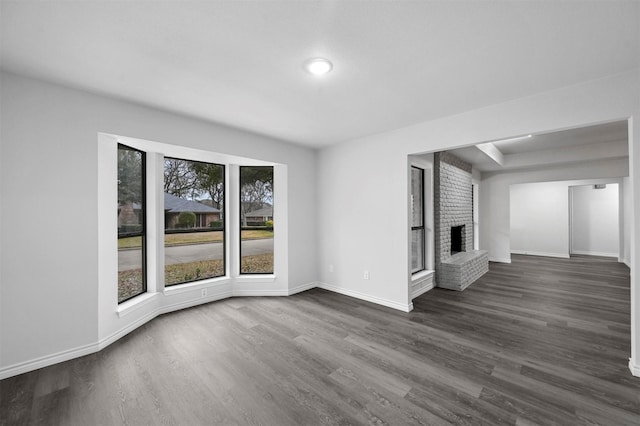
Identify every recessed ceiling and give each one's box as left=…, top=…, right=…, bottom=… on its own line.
left=1, top=1, right=638, bottom=147
left=448, top=121, right=629, bottom=173
left=493, top=121, right=629, bottom=155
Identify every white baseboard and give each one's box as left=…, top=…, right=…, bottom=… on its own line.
left=630, top=358, right=640, bottom=377
left=411, top=271, right=434, bottom=300
left=160, top=290, right=233, bottom=316
left=489, top=257, right=512, bottom=263
left=511, top=250, right=569, bottom=259
left=411, top=283, right=433, bottom=300
left=317, top=282, right=413, bottom=312
left=288, top=281, right=317, bottom=295
left=570, top=250, right=618, bottom=258
left=231, top=289, right=289, bottom=296
left=0, top=290, right=235, bottom=380
left=623, top=259, right=631, bottom=268
left=99, top=308, right=161, bottom=352
left=0, top=282, right=317, bottom=380
left=231, top=281, right=317, bottom=297
left=0, top=342, right=100, bottom=380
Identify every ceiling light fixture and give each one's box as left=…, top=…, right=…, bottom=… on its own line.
left=303, top=57, right=333, bottom=76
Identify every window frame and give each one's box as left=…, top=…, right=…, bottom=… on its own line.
left=411, top=166, right=425, bottom=274
left=163, top=156, right=226, bottom=287
left=117, top=143, right=147, bottom=304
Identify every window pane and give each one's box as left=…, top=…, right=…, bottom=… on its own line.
left=118, top=145, right=145, bottom=303
left=411, top=229, right=424, bottom=273
left=411, top=166, right=425, bottom=274
left=240, top=166, right=274, bottom=274
left=411, top=167, right=423, bottom=227
left=164, top=158, right=225, bottom=286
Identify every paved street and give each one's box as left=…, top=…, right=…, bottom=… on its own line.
left=118, top=238, right=274, bottom=271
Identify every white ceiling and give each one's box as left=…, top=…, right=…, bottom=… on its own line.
left=1, top=1, right=638, bottom=148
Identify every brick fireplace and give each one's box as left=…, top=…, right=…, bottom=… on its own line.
left=450, top=225, right=465, bottom=254
left=434, top=152, right=488, bottom=290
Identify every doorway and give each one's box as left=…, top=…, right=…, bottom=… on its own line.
left=569, top=183, right=620, bottom=258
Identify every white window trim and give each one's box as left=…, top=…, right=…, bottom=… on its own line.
left=235, top=274, right=276, bottom=283
left=163, top=276, right=232, bottom=296
left=116, top=293, right=156, bottom=318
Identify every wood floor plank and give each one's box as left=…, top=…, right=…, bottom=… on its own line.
left=1, top=254, right=639, bottom=425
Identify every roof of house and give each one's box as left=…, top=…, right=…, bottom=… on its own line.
left=245, top=205, right=273, bottom=217
left=164, top=193, right=220, bottom=213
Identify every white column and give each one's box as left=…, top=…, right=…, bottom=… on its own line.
left=228, top=164, right=240, bottom=278
left=274, top=164, right=288, bottom=286
left=630, top=115, right=640, bottom=377
left=145, top=152, right=164, bottom=293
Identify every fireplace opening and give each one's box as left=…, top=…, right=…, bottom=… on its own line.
left=451, top=225, right=465, bottom=255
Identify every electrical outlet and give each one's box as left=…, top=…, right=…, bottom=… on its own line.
left=329, top=264, right=334, bottom=273
left=201, top=288, right=207, bottom=298
left=363, top=270, right=370, bottom=280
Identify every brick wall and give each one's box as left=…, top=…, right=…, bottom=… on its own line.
left=434, top=151, right=475, bottom=286
left=434, top=152, right=474, bottom=260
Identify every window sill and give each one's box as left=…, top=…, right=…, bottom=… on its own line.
left=412, top=270, right=434, bottom=282
left=163, top=276, right=231, bottom=296
left=117, top=293, right=156, bottom=318
left=235, top=274, right=276, bottom=283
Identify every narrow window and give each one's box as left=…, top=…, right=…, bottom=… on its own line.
left=411, top=166, right=425, bottom=273
left=164, top=158, right=225, bottom=286
left=239, top=166, right=274, bottom=274
left=117, top=144, right=146, bottom=303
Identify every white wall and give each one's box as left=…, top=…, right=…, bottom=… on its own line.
left=510, top=181, right=572, bottom=258
left=482, top=161, right=628, bottom=263
left=317, top=142, right=411, bottom=311
left=570, top=184, right=620, bottom=257
left=509, top=180, right=623, bottom=259
left=0, top=72, right=317, bottom=377
left=623, top=177, right=632, bottom=266
left=317, top=70, right=639, bottom=374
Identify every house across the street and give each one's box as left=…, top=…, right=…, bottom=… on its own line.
left=244, top=205, right=273, bottom=225
left=164, top=193, right=221, bottom=229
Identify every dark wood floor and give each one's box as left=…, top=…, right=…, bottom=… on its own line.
left=2, top=255, right=638, bottom=425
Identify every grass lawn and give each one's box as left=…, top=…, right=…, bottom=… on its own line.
left=165, top=259, right=225, bottom=286
left=118, top=270, right=145, bottom=303
left=240, top=253, right=274, bottom=274
left=241, top=229, right=274, bottom=240
left=118, top=253, right=274, bottom=300
left=118, top=229, right=273, bottom=249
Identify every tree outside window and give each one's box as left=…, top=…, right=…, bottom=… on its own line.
left=240, top=166, right=274, bottom=274
left=163, top=158, right=225, bottom=286
left=117, top=144, right=146, bottom=303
